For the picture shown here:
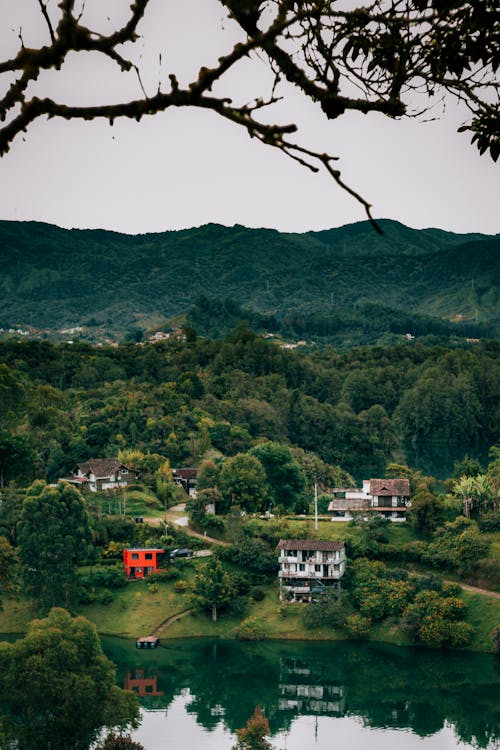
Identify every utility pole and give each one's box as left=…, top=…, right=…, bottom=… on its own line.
left=314, top=481, right=318, bottom=531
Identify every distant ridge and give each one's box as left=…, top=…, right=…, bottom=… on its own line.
left=0, top=219, right=498, bottom=345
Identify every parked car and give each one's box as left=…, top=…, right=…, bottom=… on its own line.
left=170, top=548, right=192, bottom=561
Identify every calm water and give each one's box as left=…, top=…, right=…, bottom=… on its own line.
left=102, top=638, right=500, bottom=750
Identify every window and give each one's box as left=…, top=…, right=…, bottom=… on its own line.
left=314, top=565, right=321, bottom=572
left=299, top=564, right=306, bottom=571
left=121, top=469, right=129, bottom=474
left=131, top=553, right=139, bottom=560
left=145, top=553, right=153, bottom=560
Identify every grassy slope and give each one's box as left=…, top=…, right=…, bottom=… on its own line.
left=1, top=555, right=497, bottom=652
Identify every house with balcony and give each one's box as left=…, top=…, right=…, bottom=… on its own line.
left=123, top=547, right=165, bottom=579
left=277, top=539, right=346, bottom=602
left=328, top=478, right=410, bottom=522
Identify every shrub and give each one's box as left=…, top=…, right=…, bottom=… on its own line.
left=227, top=596, right=249, bottom=617
left=475, top=558, right=500, bottom=589
left=235, top=617, right=267, bottom=641
left=448, top=621, right=474, bottom=648
left=251, top=586, right=265, bottom=602
left=478, top=511, right=500, bottom=533
left=441, top=582, right=461, bottom=597
left=147, top=568, right=180, bottom=583
left=345, top=613, right=371, bottom=638
left=102, top=541, right=127, bottom=560
left=231, top=572, right=251, bottom=596
left=96, top=588, right=114, bottom=605
left=173, top=579, right=187, bottom=593
left=147, top=582, right=159, bottom=594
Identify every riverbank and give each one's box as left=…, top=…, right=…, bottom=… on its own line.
left=1, top=574, right=498, bottom=652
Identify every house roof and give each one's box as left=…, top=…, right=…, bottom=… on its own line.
left=77, top=458, right=121, bottom=477
left=172, top=468, right=197, bottom=479
left=328, top=498, right=369, bottom=511
left=125, top=548, right=165, bottom=553
left=77, top=458, right=138, bottom=477
left=277, top=539, right=345, bottom=552
left=370, top=478, right=410, bottom=496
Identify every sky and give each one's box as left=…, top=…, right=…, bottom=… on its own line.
left=0, top=0, right=498, bottom=236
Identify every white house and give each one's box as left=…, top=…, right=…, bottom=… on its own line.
left=328, top=478, right=410, bottom=522
left=277, top=539, right=346, bottom=602
left=62, top=458, right=140, bottom=492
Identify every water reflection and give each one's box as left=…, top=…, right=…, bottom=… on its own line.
left=102, top=638, right=500, bottom=749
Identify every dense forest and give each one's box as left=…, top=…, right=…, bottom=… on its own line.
left=1, top=331, right=498, bottom=482
left=0, top=220, right=498, bottom=347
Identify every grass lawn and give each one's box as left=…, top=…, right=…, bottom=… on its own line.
left=278, top=518, right=418, bottom=545
left=461, top=589, right=500, bottom=651
left=78, top=559, right=199, bottom=638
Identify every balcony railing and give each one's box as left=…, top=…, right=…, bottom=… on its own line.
left=279, top=569, right=343, bottom=580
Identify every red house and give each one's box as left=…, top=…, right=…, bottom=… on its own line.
left=123, top=548, right=165, bottom=579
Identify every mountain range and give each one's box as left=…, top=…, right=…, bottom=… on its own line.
left=0, top=218, right=498, bottom=346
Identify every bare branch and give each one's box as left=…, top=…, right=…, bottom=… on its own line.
left=37, top=0, right=55, bottom=44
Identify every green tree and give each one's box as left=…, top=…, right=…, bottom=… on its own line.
left=0, top=432, right=35, bottom=487
left=191, top=557, right=235, bottom=622
left=424, top=517, right=489, bottom=576
left=0, top=608, right=139, bottom=750
left=408, top=489, right=443, bottom=535
left=196, top=458, right=221, bottom=491
left=219, top=453, right=268, bottom=513
left=18, top=481, right=94, bottom=613
left=232, top=706, right=273, bottom=750
left=249, top=442, right=304, bottom=511
left=0, top=536, right=16, bottom=607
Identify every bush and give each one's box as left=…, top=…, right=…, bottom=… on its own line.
left=147, top=568, right=180, bottom=583
left=96, top=588, right=114, bottom=605
left=147, top=582, right=159, bottom=594
left=448, top=620, right=474, bottom=648
left=235, top=617, right=267, bottom=641
left=173, top=579, right=187, bottom=593
left=475, top=558, right=500, bottom=589
left=345, top=613, right=371, bottom=638
left=227, top=596, right=248, bottom=617
left=478, top=511, right=500, bottom=533
left=251, top=586, right=265, bottom=602
left=441, top=582, right=461, bottom=597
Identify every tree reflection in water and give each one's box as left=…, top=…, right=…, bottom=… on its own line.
left=104, top=638, right=500, bottom=750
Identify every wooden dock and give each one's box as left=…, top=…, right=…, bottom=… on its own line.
left=136, top=636, right=159, bottom=649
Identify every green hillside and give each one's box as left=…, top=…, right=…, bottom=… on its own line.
left=0, top=219, right=497, bottom=344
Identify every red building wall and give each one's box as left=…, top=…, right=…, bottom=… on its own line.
left=123, top=548, right=164, bottom=579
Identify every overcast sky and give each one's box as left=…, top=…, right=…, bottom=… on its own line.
left=0, top=0, right=498, bottom=236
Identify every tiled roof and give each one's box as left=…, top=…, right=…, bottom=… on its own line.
left=277, top=539, right=345, bottom=552
left=77, top=458, right=122, bottom=477
left=370, top=478, right=410, bottom=496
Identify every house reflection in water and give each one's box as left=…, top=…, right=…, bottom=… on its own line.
left=124, top=669, right=164, bottom=698
left=278, top=658, right=346, bottom=716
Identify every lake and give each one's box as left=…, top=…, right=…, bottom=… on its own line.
left=102, top=638, right=500, bottom=750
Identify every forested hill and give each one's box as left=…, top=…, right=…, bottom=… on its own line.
left=0, top=219, right=498, bottom=345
